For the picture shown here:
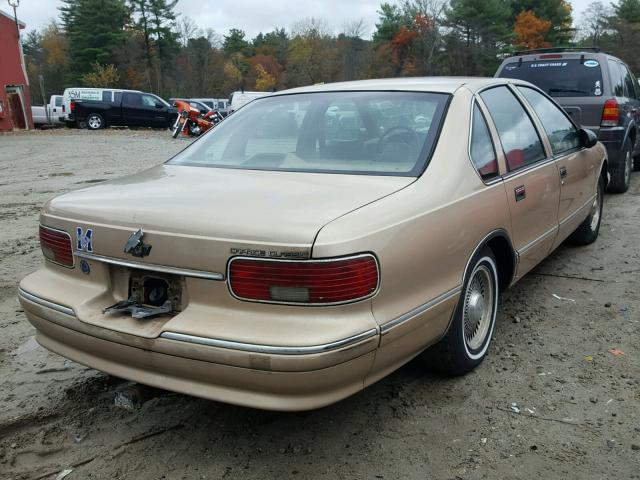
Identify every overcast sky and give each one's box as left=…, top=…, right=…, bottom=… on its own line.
left=6, top=0, right=593, bottom=39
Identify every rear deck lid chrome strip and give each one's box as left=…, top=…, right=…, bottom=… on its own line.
left=73, top=251, right=225, bottom=281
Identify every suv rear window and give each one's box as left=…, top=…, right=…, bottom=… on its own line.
left=499, top=59, right=603, bottom=97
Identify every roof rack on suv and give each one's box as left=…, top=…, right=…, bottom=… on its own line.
left=514, top=47, right=601, bottom=56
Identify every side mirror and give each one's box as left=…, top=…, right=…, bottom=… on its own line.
left=578, top=128, right=598, bottom=148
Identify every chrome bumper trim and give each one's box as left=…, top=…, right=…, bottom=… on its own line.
left=18, top=288, right=76, bottom=317
left=160, top=328, right=379, bottom=355
left=380, top=285, right=462, bottom=334
left=74, top=251, right=225, bottom=281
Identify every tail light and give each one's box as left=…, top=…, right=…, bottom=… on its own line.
left=601, top=99, right=619, bottom=127
left=70, top=100, right=76, bottom=111
left=228, top=254, right=379, bottom=305
left=39, top=225, right=74, bottom=267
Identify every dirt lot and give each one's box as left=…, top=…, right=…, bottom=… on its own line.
left=0, top=129, right=638, bottom=480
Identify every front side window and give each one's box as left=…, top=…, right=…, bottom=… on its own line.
left=470, top=103, right=498, bottom=180
left=169, top=91, right=450, bottom=176
left=480, top=86, right=546, bottom=172
left=142, top=94, right=157, bottom=107
left=517, top=87, right=580, bottom=156
left=55, top=96, right=63, bottom=107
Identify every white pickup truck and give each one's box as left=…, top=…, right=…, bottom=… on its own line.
left=31, top=95, right=64, bottom=125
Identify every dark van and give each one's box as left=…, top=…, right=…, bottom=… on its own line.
left=496, top=48, right=639, bottom=192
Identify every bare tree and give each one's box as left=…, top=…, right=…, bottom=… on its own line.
left=176, top=15, right=201, bottom=47
left=291, top=17, right=333, bottom=38
left=343, top=18, right=368, bottom=39
left=577, top=1, right=612, bottom=44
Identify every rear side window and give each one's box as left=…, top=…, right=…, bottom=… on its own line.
left=480, top=86, right=546, bottom=172
left=608, top=60, right=625, bottom=97
left=470, top=104, right=498, bottom=180
left=517, top=87, right=580, bottom=155
left=622, top=65, right=637, bottom=99
left=499, top=59, right=603, bottom=97
left=102, top=90, right=112, bottom=102
left=114, top=92, right=122, bottom=104
left=54, top=96, right=63, bottom=107
left=123, top=93, right=141, bottom=107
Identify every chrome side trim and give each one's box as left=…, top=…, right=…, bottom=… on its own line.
left=518, top=225, right=558, bottom=255
left=73, top=251, right=225, bottom=281
left=160, top=328, right=379, bottom=355
left=380, top=285, right=462, bottom=334
left=18, top=288, right=76, bottom=317
left=559, top=194, right=596, bottom=227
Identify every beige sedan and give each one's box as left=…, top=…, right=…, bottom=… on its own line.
left=19, top=78, right=606, bottom=411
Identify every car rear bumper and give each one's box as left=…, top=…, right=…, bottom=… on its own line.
left=19, top=287, right=377, bottom=411
left=597, top=126, right=625, bottom=167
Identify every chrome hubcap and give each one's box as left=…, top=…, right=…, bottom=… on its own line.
left=88, top=116, right=101, bottom=128
left=463, top=265, right=494, bottom=351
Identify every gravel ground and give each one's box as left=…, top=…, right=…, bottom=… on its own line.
left=0, top=129, right=638, bottom=480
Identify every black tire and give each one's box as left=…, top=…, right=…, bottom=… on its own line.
left=86, top=113, right=104, bottom=130
left=421, top=247, right=499, bottom=376
left=608, top=138, right=632, bottom=193
left=568, top=174, right=604, bottom=246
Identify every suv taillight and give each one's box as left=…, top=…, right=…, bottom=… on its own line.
left=228, top=255, right=379, bottom=304
left=70, top=100, right=76, bottom=111
left=39, top=225, right=74, bottom=267
left=601, top=99, right=619, bottom=127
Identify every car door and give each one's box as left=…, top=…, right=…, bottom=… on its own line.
left=140, top=94, right=169, bottom=127
left=121, top=92, right=143, bottom=126
left=514, top=86, right=593, bottom=246
left=479, top=85, right=561, bottom=280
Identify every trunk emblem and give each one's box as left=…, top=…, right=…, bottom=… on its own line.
left=124, top=228, right=152, bottom=258
left=76, top=227, right=93, bottom=252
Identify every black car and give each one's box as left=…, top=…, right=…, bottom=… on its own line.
left=72, top=90, right=177, bottom=131
left=496, top=48, right=639, bottom=193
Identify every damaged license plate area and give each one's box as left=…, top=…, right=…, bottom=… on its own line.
left=103, top=269, right=184, bottom=319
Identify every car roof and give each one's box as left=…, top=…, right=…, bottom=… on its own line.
left=502, top=50, right=624, bottom=64
left=272, top=77, right=524, bottom=96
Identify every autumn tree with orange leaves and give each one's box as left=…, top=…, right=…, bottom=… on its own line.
left=513, top=10, right=552, bottom=49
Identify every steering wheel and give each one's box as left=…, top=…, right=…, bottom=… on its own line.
left=379, top=126, right=420, bottom=153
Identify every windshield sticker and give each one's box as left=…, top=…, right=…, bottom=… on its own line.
left=529, top=62, right=568, bottom=68
left=584, top=60, right=599, bottom=68
left=594, top=81, right=602, bottom=96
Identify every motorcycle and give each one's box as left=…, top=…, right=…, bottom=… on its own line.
left=171, top=100, right=224, bottom=138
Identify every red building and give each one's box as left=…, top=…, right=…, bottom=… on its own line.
left=0, top=8, right=33, bottom=131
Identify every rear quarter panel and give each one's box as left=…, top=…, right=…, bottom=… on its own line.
left=312, top=88, right=512, bottom=369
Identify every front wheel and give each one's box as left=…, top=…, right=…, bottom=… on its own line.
left=86, top=113, right=104, bottom=130
left=421, top=247, right=499, bottom=376
left=172, top=117, right=184, bottom=139
left=608, top=139, right=632, bottom=193
left=568, top=174, right=604, bottom=245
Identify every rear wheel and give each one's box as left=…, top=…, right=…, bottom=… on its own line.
left=86, top=113, right=104, bottom=130
left=568, top=174, right=604, bottom=245
left=608, top=139, right=632, bottom=193
left=421, top=247, right=499, bottom=376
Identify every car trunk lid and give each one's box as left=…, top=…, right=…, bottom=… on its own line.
left=42, top=165, right=413, bottom=274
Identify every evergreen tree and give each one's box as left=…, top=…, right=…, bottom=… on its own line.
left=63, top=0, right=130, bottom=78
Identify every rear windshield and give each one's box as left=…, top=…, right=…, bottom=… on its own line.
left=499, top=59, right=603, bottom=97
left=168, top=91, right=449, bottom=176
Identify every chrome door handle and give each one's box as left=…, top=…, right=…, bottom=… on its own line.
left=559, top=166, right=568, bottom=184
